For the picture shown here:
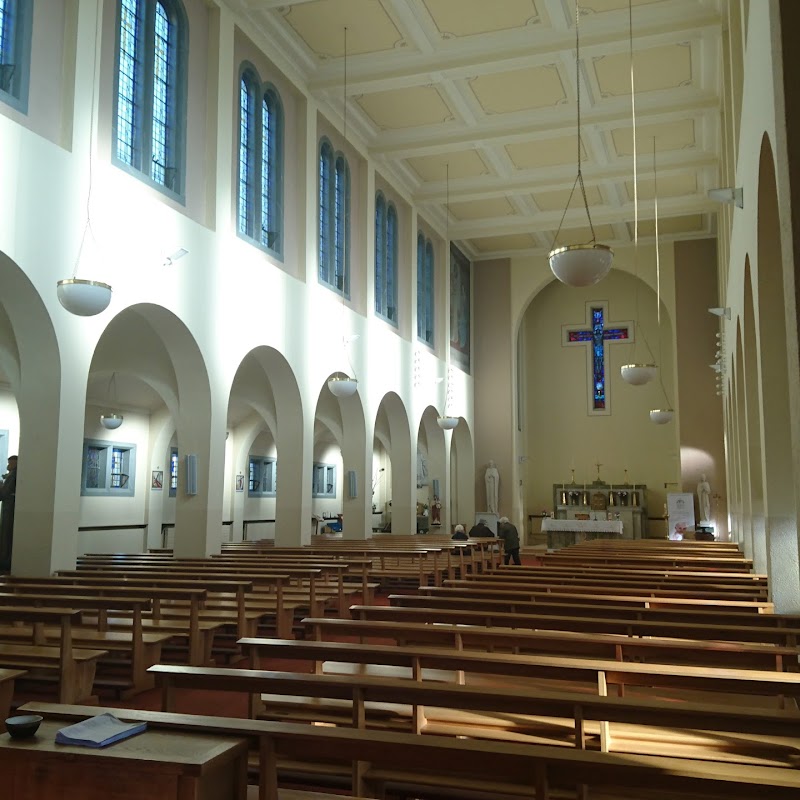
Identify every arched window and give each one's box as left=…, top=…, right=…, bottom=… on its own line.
left=0, top=0, right=32, bottom=111
left=237, top=66, right=284, bottom=254
left=114, top=0, right=187, bottom=197
left=417, top=232, right=434, bottom=346
left=319, top=138, right=350, bottom=296
left=374, top=193, right=398, bottom=325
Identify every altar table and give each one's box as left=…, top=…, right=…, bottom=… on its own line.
left=542, top=518, right=624, bottom=550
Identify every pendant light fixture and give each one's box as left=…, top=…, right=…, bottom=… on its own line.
left=100, top=372, right=124, bottom=430
left=620, top=0, right=656, bottom=386
left=438, top=165, right=458, bottom=431
left=648, top=139, right=674, bottom=424
left=327, top=27, right=357, bottom=399
left=57, top=0, right=112, bottom=316
left=548, top=2, right=613, bottom=287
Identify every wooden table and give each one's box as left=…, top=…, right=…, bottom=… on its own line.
left=1, top=719, right=248, bottom=800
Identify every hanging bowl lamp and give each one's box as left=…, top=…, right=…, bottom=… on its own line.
left=548, top=2, right=613, bottom=287
left=437, top=416, right=458, bottom=431
left=100, top=413, right=124, bottom=430
left=99, top=372, right=123, bottom=429
left=57, top=278, right=112, bottom=316
left=621, top=363, right=657, bottom=386
left=328, top=374, right=358, bottom=398
left=649, top=409, right=674, bottom=425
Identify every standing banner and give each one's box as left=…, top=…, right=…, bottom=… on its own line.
left=667, top=493, right=696, bottom=539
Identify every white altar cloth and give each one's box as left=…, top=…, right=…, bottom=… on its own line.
left=542, top=519, right=623, bottom=535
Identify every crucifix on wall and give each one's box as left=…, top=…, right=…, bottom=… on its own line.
left=563, top=302, right=633, bottom=415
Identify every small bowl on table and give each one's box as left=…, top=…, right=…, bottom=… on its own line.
left=5, top=714, right=43, bottom=739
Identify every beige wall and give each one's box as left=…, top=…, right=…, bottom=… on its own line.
left=520, top=268, right=680, bottom=533
left=473, top=258, right=515, bottom=521
left=674, top=239, right=728, bottom=531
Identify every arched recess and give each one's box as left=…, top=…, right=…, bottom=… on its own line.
left=374, top=392, right=412, bottom=536
left=416, top=406, right=447, bottom=533
left=449, top=418, right=474, bottom=530
left=87, top=304, right=215, bottom=558
left=743, top=260, right=767, bottom=572
left=227, top=347, right=304, bottom=545
left=725, top=386, right=742, bottom=546
left=756, top=134, right=800, bottom=611
left=313, top=379, right=368, bottom=539
left=734, top=320, right=754, bottom=561
left=0, top=251, right=64, bottom=575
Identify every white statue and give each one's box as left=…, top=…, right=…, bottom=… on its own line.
left=484, top=460, right=499, bottom=514
left=697, top=474, right=711, bottom=522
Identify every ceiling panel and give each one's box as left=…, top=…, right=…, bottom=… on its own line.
left=506, top=136, right=587, bottom=170
left=357, top=85, right=453, bottom=129
left=282, top=0, right=404, bottom=57
left=448, top=196, right=517, bottom=221
left=610, top=118, right=696, bottom=157
left=625, top=172, right=697, bottom=201
left=471, top=234, right=538, bottom=253
left=406, top=149, right=490, bottom=181
left=593, top=43, right=692, bottom=97
left=423, top=0, right=541, bottom=38
left=534, top=184, right=605, bottom=213
left=469, top=65, right=565, bottom=115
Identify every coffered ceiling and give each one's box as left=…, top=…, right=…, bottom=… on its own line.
left=228, top=0, right=724, bottom=260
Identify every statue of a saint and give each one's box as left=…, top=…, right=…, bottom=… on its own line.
left=484, top=460, right=499, bottom=514
left=697, top=474, right=711, bottom=522
left=430, top=496, right=442, bottom=526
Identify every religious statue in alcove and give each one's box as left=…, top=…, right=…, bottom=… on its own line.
left=430, top=496, right=442, bottom=527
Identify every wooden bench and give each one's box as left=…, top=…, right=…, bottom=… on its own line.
left=0, top=668, right=24, bottom=729
left=302, top=616, right=800, bottom=671
left=349, top=604, right=800, bottom=647
left=450, top=575, right=770, bottom=601
left=239, top=636, right=800, bottom=708
left=7, top=576, right=217, bottom=666
left=0, top=607, right=106, bottom=703
left=22, top=702, right=800, bottom=800
left=146, top=663, right=800, bottom=766
left=538, top=552, right=755, bottom=571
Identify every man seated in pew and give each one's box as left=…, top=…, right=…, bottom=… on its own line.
left=496, top=517, right=521, bottom=565
left=468, top=519, right=494, bottom=538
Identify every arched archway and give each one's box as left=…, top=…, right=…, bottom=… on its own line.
left=416, top=406, right=447, bottom=532
left=450, top=418, right=474, bottom=530
left=757, top=134, right=800, bottom=611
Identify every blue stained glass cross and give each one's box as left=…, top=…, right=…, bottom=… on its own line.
left=565, top=304, right=630, bottom=412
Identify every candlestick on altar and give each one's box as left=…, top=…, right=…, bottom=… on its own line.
left=570, top=468, right=576, bottom=485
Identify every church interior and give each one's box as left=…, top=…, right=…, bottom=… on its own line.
left=1, top=0, right=800, bottom=797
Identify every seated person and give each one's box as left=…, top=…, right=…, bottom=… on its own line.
left=468, top=519, right=494, bottom=538
left=451, top=524, right=468, bottom=541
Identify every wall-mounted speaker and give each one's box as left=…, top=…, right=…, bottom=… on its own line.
left=432, top=479, right=440, bottom=498
left=185, top=454, right=198, bottom=496
left=347, top=470, right=357, bottom=499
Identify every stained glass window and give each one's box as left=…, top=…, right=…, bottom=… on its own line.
left=417, top=233, right=435, bottom=346
left=375, top=193, right=398, bottom=324
left=319, top=142, right=350, bottom=296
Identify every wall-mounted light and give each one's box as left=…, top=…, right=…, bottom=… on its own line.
left=163, top=247, right=189, bottom=267
left=708, top=307, right=731, bottom=319
left=707, top=187, right=743, bottom=208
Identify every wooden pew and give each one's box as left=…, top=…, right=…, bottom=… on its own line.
left=538, top=552, right=754, bottom=571
left=0, top=607, right=106, bottom=703
left=145, top=663, right=800, bottom=765
left=0, top=668, right=24, bottom=729
left=239, top=636, right=800, bottom=707
left=303, top=616, right=800, bottom=671
left=349, top=604, right=800, bottom=647
left=10, top=576, right=217, bottom=666
left=23, top=702, right=800, bottom=800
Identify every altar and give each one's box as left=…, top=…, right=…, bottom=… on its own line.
left=541, top=518, right=624, bottom=550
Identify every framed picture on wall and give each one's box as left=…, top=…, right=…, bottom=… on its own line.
left=235, top=474, right=245, bottom=492
left=151, top=470, right=163, bottom=490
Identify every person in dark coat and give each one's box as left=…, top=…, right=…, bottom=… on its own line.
left=468, top=519, right=494, bottom=538
left=0, top=455, right=17, bottom=572
left=497, top=516, right=521, bottom=565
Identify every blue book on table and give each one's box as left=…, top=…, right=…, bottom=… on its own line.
left=55, top=713, right=147, bottom=748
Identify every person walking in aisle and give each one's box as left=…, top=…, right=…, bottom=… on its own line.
left=497, top=516, right=521, bottom=565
